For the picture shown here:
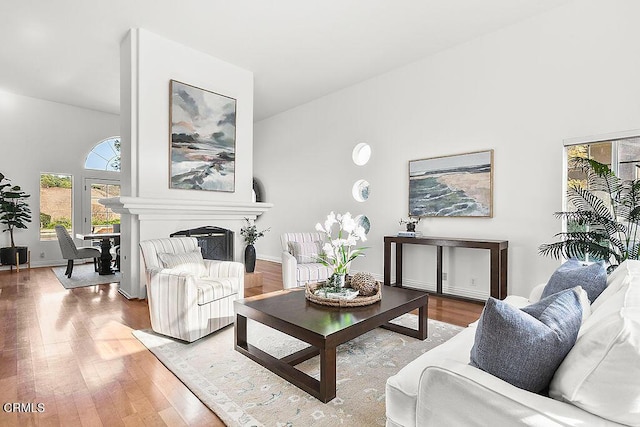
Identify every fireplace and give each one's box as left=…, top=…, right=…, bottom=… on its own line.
left=170, top=226, right=234, bottom=261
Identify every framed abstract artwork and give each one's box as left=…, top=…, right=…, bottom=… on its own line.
left=408, top=149, right=493, bottom=217
left=169, top=80, right=237, bottom=192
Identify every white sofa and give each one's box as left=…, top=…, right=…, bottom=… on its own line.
left=139, top=237, right=244, bottom=343
left=386, top=260, right=640, bottom=427
left=281, top=232, right=333, bottom=289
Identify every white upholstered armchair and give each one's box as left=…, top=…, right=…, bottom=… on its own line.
left=139, top=237, right=244, bottom=342
left=281, top=232, right=333, bottom=289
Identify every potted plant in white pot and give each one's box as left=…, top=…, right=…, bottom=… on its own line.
left=0, top=172, right=32, bottom=266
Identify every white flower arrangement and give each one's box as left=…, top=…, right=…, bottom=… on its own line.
left=315, top=211, right=367, bottom=276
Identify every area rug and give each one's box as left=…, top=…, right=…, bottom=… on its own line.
left=133, top=314, right=462, bottom=426
left=52, top=263, right=121, bottom=289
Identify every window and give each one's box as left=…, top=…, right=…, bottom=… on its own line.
left=565, top=135, right=640, bottom=198
left=85, top=137, right=121, bottom=171
left=564, top=132, right=640, bottom=261
left=40, top=173, right=72, bottom=240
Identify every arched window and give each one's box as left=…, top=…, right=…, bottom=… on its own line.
left=85, top=137, right=121, bottom=171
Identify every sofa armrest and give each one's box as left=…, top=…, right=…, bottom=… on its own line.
left=145, top=268, right=201, bottom=341
left=528, top=282, right=546, bottom=303
left=203, top=260, right=245, bottom=298
left=415, top=359, right=619, bottom=426
left=282, top=250, right=298, bottom=289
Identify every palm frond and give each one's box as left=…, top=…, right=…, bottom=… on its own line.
left=541, top=157, right=640, bottom=267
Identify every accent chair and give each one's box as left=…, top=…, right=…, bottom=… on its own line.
left=54, top=225, right=100, bottom=278
left=139, top=237, right=244, bottom=342
left=281, top=232, right=333, bottom=289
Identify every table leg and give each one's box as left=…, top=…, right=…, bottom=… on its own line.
left=319, top=346, right=337, bottom=403
left=384, top=239, right=391, bottom=286
left=235, top=314, right=247, bottom=348
left=490, top=248, right=499, bottom=299
left=417, top=304, right=428, bottom=340
left=436, top=246, right=443, bottom=295
left=500, top=247, right=508, bottom=299
left=98, top=238, right=114, bottom=275
left=380, top=297, right=429, bottom=340
left=395, top=243, right=403, bottom=286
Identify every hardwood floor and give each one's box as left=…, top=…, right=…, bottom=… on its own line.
left=0, top=260, right=483, bottom=426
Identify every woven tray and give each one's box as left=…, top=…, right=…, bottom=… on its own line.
left=305, top=281, right=382, bottom=307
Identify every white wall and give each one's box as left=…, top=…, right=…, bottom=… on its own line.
left=118, top=29, right=255, bottom=298
left=0, top=91, right=119, bottom=268
left=254, top=0, right=640, bottom=298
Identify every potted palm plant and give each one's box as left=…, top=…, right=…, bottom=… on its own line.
left=539, top=157, right=640, bottom=271
left=0, top=173, right=32, bottom=266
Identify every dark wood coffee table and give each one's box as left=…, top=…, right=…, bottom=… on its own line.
left=234, top=286, right=428, bottom=402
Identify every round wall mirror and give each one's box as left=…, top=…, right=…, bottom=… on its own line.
left=352, top=179, right=370, bottom=202
left=352, top=143, right=372, bottom=166
left=355, top=214, right=371, bottom=234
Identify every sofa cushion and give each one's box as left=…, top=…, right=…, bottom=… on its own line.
left=549, top=260, right=640, bottom=425
left=470, top=288, right=583, bottom=393
left=541, top=259, right=606, bottom=303
left=157, top=250, right=207, bottom=277
left=288, top=241, right=323, bottom=264
left=196, top=277, right=238, bottom=305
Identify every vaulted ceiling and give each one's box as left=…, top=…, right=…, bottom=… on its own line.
left=1, top=0, right=570, bottom=121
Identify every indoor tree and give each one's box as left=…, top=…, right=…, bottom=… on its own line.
left=539, top=157, right=640, bottom=271
left=0, top=172, right=32, bottom=250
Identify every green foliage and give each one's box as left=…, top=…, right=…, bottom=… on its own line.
left=40, top=174, right=72, bottom=188
left=0, top=172, right=32, bottom=247
left=539, top=157, right=640, bottom=270
left=42, top=217, right=72, bottom=230
left=92, top=218, right=120, bottom=226
left=109, top=139, right=121, bottom=171
left=240, top=218, right=270, bottom=245
left=40, top=212, right=51, bottom=227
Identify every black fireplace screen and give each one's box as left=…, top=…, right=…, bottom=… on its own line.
left=170, top=226, right=234, bottom=261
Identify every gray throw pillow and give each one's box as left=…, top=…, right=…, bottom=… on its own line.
left=470, top=287, right=583, bottom=393
left=541, top=259, right=606, bottom=303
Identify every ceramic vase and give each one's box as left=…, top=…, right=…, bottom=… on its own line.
left=244, top=244, right=256, bottom=273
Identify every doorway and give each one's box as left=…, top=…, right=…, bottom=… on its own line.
left=83, top=178, right=121, bottom=234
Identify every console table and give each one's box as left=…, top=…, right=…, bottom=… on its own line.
left=383, top=236, right=508, bottom=301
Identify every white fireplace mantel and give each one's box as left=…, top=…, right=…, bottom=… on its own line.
left=99, top=196, right=273, bottom=300
left=100, top=196, right=273, bottom=220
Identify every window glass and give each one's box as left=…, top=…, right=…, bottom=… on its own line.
left=84, top=137, right=121, bottom=171
left=564, top=137, right=640, bottom=262
left=40, top=173, right=72, bottom=240
left=90, top=183, right=120, bottom=233
left=566, top=142, right=612, bottom=192
left=618, top=138, right=640, bottom=180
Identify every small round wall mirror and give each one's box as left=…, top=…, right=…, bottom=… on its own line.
left=352, top=143, right=371, bottom=166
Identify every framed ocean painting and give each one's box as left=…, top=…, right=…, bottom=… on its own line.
left=408, top=150, right=493, bottom=217
left=169, top=80, right=237, bottom=192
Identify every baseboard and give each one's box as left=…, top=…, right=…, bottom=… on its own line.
left=0, top=259, right=90, bottom=270
left=118, top=287, right=135, bottom=300
left=348, top=269, right=488, bottom=300
left=257, top=254, right=281, bottom=263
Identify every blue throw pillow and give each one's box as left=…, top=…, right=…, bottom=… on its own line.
left=470, top=288, right=583, bottom=393
left=541, top=259, right=606, bottom=303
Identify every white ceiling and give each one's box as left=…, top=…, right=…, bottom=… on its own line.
left=1, top=0, right=570, bottom=121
